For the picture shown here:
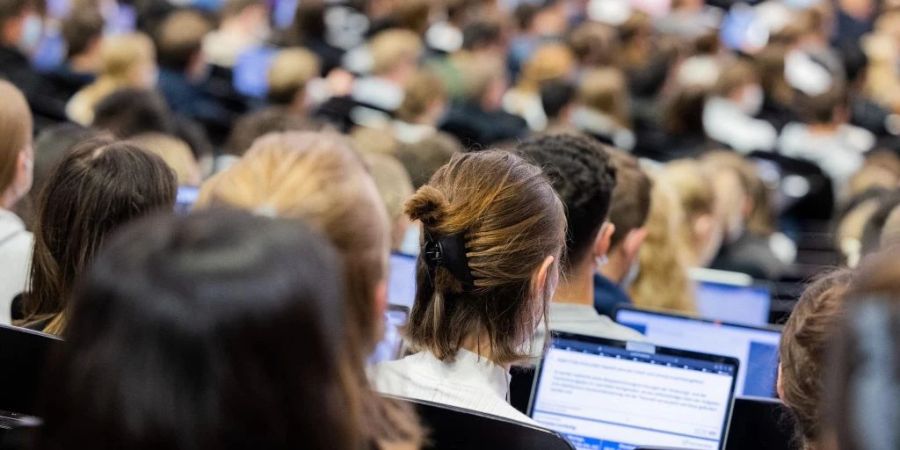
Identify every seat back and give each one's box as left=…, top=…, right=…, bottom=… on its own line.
left=392, top=396, right=575, bottom=450
left=0, top=324, right=62, bottom=415
left=725, top=397, right=795, bottom=450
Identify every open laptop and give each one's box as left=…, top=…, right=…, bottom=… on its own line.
left=388, top=252, right=417, bottom=309
left=724, top=397, right=794, bottom=450
left=368, top=305, right=410, bottom=365
left=691, top=268, right=773, bottom=327
left=615, top=306, right=781, bottom=398
left=530, top=332, right=739, bottom=450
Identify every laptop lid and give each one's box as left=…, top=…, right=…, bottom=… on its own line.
left=368, top=304, right=410, bottom=365
left=690, top=268, right=772, bottom=327
left=615, top=306, right=781, bottom=398
left=529, top=332, right=739, bottom=450
left=724, top=397, right=794, bottom=450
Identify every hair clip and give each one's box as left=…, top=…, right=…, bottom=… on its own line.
left=423, top=230, right=475, bottom=288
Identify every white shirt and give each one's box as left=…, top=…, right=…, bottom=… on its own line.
left=778, top=122, right=873, bottom=195
left=547, top=303, right=646, bottom=341
left=703, top=97, right=777, bottom=154
left=370, top=349, right=537, bottom=425
left=0, top=209, right=32, bottom=325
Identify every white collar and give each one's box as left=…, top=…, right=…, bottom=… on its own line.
left=352, top=77, right=405, bottom=111
left=417, top=349, right=510, bottom=400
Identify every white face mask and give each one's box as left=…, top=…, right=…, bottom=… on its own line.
left=18, top=14, right=43, bottom=53
left=737, top=84, right=764, bottom=116
left=620, top=259, right=640, bottom=290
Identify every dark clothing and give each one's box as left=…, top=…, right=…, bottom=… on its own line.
left=158, top=68, right=237, bottom=146
left=0, top=46, right=67, bottom=130
left=711, top=232, right=787, bottom=281
left=44, top=64, right=94, bottom=103
left=439, top=102, right=528, bottom=150
left=314, top=95, right=394, bottom=133
left=594, top=273, right=632, bottom=318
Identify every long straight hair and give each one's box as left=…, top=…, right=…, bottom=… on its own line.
left=21, top=138, right=176, bottom=334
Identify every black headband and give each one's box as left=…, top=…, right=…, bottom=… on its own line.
left=423, top=230, right=475, bottom=288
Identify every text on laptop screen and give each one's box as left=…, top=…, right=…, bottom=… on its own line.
left=616, top=308, right=781, bottom=398
left=531, top=336, right=737, bottom=450
left=695, top=281, right=771, bottom=327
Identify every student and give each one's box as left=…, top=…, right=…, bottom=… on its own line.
left=266, top=47, right=321, bottom=114
left=66, top=32, right=158, bottom=125
left=395, top=132, right=461, bottom=189
left=129, top=133, right=202, bottom=187
left=37, top=210, right=365, bottom=450
left=502, top=43, right=575, bottom=131
left=18, top=138, right=177, bottom=335
left=0, top=81, right=33, bottom=325
left=363, top=152, right=415, bottom=253
left=393, top=69, right=447, bottom=144
left=702, top=60, right=777, bottom=153
left=45, top=7, right=103, bottom=102
left=371, top=150, right=566, bottom=424
left=516, top=134, right=643, bottom=341
left=659, top=160, right=724, bottom=268
left=594, top=150, right=652, bottom=317
left=571, top=68, right=636, bottom=151
left=777, top=269, right=854, bottom=450
left=202, top=0, right=271, bottom=69
left=196, top=132, right=422, bottom=448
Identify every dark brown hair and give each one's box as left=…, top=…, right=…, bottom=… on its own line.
left=20, top=138, right=177, bottom=334
left=61, top=6, right=104, bottom=58
left=405, top=150, right=566, bottom=365
left=607, top=149, right=652, bottom=249
left=779, top=269, right=854, bottom=449
left=154, top=9, right=212, bottom=71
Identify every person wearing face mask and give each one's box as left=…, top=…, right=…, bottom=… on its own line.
left=702, top=60, right=778, bottom=154
left=0, top=0, right=67, bottom=128
left=593, top=149, right=653, bottom=318
left=202, top=0, right=271, bottom=69
left=0, top=81, right=34, bottom=325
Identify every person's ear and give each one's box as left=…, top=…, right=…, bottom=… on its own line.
left=374, top=279, right=388, bottom=321
left=594, top=222, right=616, bottom=262
left=534, top=255, right=557, bottom=298
left=623, top=227, right=648, bottom=261
left=776, top=362, right=785, bottom=400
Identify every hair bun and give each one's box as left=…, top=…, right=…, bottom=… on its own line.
left=405, top=185, right=448, bottom=227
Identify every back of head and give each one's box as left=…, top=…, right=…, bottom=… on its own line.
left=23, top=138, right=177, bottom=334
left=38, top=210, right=360, bottom=450
left=779, top=269, right=854, bottom=448
left=99, top=32, right=155, bottom=81
left=395, top=132, right=461, bottom=189
left=155, top=9, right=212, bottom=72
left=31, top=124, right=99, bottom=200
left=129, top=133, right=201, bottom=186
left=796, top=81, right=848, bottom=125
left=568, top=21, right=619, bottom=67
left=659, top=159, right=720, bottom=266
left=456, top=52, right=505, bottom=104
left=404, top=150, right=565, bottom=365
left=607, top=149, right=652, bottom=250
left=197, top=132, right=389, bottom=349
left=396, top=69, right=446, bottom=123
left=540, top=79, right=575, bottom=123
left=364, top=152, right=414, bottom=250
left=516, top=133, right=616, bottom=273
left=61, top=7, right=104, bottom=59
left=577, top=68, right=629, bottom=126
left=224, top=107, right=318, bottom=157
left=369, top=28, right=422, bottom=76
left=92, top=88, right=174, bottom=137
left=267, top=47, right=320, bottom=105
left=0, top=80, right=32, bottom=198
left=518, top=43, right=575, bottom=91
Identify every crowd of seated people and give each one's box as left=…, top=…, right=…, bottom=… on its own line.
left=1, top=0, right=900, bottom=449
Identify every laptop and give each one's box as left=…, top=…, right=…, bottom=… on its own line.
left=388, top=252, right=417, bottom=309
left=724, top=397, right=794, bottom=450
left=691, top=268, right=773, bottom=327
left=615, top=307, right=781, bottom=398
left=368, top=305, right=410, bottom=365
left=0, top=325, right=62, bottom=416
left=530, top=332, right=739, bottom=450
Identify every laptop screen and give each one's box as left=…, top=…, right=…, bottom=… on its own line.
left=368, top=305, right=410, bottom=365
left=530, top=333, right=738, bottom=450
left=388, top=253, right=417, bottom=309
left=615, top=307, right=781, bottom=398
left=695, top=281, right=772, bottom=327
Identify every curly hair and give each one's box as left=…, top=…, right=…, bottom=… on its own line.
left=516, top=133, right=617, bottom=271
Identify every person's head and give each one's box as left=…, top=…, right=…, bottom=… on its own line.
left=364, top=153, right=414, bottom=252
left=778, top=269, right=854, bottom=450
left=219, top=0, right=269, bottom=37
left=61, top=6, right=103, bottom=63
left=659, top=160, right=722, bottom=267
left=225, top=107, right=320, bottom=157
left=796, top=82, right=849, bottom=125
left=197, top=132, right=389, bottom=350
left=154, top=9, right=213, bottom=76
left=629, top=174, right=696, bottom=313
left=859, top=191, right=900, bottom=256
left=516, top=133, right=616, bottom=276
left=368, top=29, right=422, bottom=82
left=38, top=209, right=363, bottom=450
left=98, top=32, right=157, bottom=89
left=567, top=21, right=619, bottom=67
left=713, top=60, right=764, bottom=116
left=0, top=0, right=41, bottom=51
left=29, top=123, right=99, bottom=208
left=540, top=79, right=576, bottom=126
left=0, top=80, right=33, bottom=210
left=701, top=151, right=756, bottom=245
left=92, top=88, right=174, bottom=137
left=129, top=133, right=202, bottom=186
left=22, top=138, right=177, bottom=335
left=385, top=0, right=431, bottom=34
left=605, top=149, right=652, bottom=283
left=267, top=47, right=320, bottom=109
left=461, top=19, right=504, bottom=53
left=457, top=53, right=506, bottom=110
left=404, top=150, right=565, bottom=365
left=396, top=69, right=447, bottom=125
left=577, top=67, right=630, bottom=127
left=515, top=43, right=574, bottom=93
left=395, top=132, right=461, bottom=189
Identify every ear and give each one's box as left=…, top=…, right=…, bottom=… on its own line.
left=693, top=213, right=715, bottom=242
left=776, top=362, right=785, bottom=400
left=593, top=222, right=616, bottom=262
left=622, top=227, right=648, bottom=261
left=374, top=279, right=388, bottom=321
left=534, top=255, right=557, bottom=298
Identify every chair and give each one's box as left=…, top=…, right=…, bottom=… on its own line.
left=390, top=396, right=575, bottom=450
left=0, top=324, right=62, bottom=415
left=725, top=397, right=795, bottom=450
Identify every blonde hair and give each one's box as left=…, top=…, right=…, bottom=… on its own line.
left=129, top=133, right=201, bottom=186
left=659, top=160, right=720, bottom=266
left=404, top=150, right=566, bottom=365
left=0, top=81, right=32, bottom=195
left=364, top=153, right=414, bottom=251
left=629, top=176, right=697, bottom=313
left=267, top=47, right=320, bottom=105
left=397, top=69, right=446, bottom=123
left=578, top=68, right=630, bottom=127
left=369, top=29, right=422, bottom=76
left=516, top=43, right=575, bottom=92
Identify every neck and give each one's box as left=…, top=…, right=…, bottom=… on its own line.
left=461, top=334, right=508, bottom=369
left=600, top=250, right=628, bottom=284
left=808, top=122, right=840, bottom=135
left=70, top=52, right=99, bottom=73
left=1, top=188, right=17, bottom=210
left=553, top=259, right=594, bottom=306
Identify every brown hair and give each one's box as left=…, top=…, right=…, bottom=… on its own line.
left=61, top=6, right=104, bottom=58
left=779, top=269, right=854, bottom=449
left=404, top=150, right=566, bottom=365
left=0, top=81, right=32, bottom=195
left=267, top=47, right=320, bottom=105
left=396, top=69, right=446, bottom=123
left=567, top=21, right=619, bottom=67
left=607, top=149, right=652, bottom=249
left=713, top=59, right=759, bottom=97
left=369, top=29, right=422, bottom=76
left=395, top=132, right=461, bottom=189
left=577, top=68, right=630, bottom=127
left=20, top=138, right=177, bottom=335
left=128, top=133, right=201, bottom=186
left=516, top=43, right=575, bottom=92
left=155, top=9, right=212, bottom=71
left=196, top=132, right=421, bottom=446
